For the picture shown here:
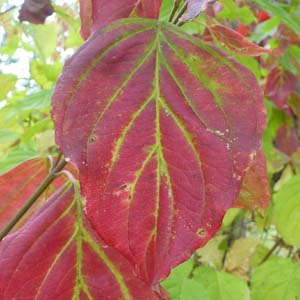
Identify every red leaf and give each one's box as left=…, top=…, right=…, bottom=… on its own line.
left=209, top=24, right=271, bottom=56
left=275, top=125, right=300, bottom=156
left=0, top=184, right=159, bottom=300
left=19, top=0, right=54, bottom=24
left=79, top=0, right=162, bottom=40
left=52, top=19, right=266, bottom=283
left=257, top=10, right=271, bottom=23
left=236, top=23, right=250, bottom=37
left=265, top=67, right=298, bottom=109
left=180, top=0, right=209, bottom=23
left=0, top=158, right=69, bottom=233
left=234, top=149, right=270, bottom=211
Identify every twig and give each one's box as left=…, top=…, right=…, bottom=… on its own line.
left=173, top=2, right=188, bottom=25
left=0, top=6, right=17, bottom=16
left=259, top=238, right=283, bottom=265
left=188, top=253, right=201, bottom=278
left=168, top=0, right=182, bottom=22
left=222, top=211, right=247, bottom=266
left=0, top=156, right=68, bottom=241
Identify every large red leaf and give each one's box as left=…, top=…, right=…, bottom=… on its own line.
left=52, top=19, right=266, bottom=283
left=265, top=67, right=297, bottom=109
left=0, top=183, right=159, bottom=300
left=234, top=149, right=270, bottom=211
left=80, top=0, right=162, bottom=40
left=0, top=158, right=68, bottom=233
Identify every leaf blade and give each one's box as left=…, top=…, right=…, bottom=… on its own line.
left=52, top=19, right=266, bottom=283
left=0, top=183, right=159, bottom=300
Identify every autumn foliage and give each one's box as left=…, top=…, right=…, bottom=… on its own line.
left=2, top=0, right=300, bottom=299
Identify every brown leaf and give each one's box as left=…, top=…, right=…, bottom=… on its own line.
left=234, top=149, right=270, bottom=211
left=19, top=0, right=54, bottom=24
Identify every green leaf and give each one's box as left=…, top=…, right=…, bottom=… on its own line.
left=24, top=23, right=58, bottom=61
left=272, top=174, right=300, bottom=247
left=21, top=117, right=53, bottom=143
left=263, top=100, right=290, bottom=172
left=250, top=17, right=280, bottom=44
left=251, top=259, right=300, bottom=300
left=253, top=0, right=300, bottom=34
left=218, top=0, right=256, bottom=24
left=281, top=45, right=300, bottom=75
left=193, top=266, right=250, bottom=300
left=0, top=146, right=38, bottom=175
left=162, top=260, right=209, bottom=300
left=0, top=35, right=21, bottom=56
left=30, top=60, right=63, bottom=88
left=0, top=129, right=20, bottom=143
left=0, top=74, right=17, bottom=100
left=159, top=0, right=174, bottom=20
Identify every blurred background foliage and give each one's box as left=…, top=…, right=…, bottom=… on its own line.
left=0, top=0, right=82, bottom=174
left=1, top=0, right=300, bottom=299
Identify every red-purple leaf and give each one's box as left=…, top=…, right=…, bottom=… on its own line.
left=80, top=0, right=162, bottom=40
left=209, top=24, right=271, bottom=56
left=0, top=158, right=68, bottom=232
left=180, top=0, right=209, bottom=23
left=19, top=0, right=54, bottom=24
left=265, top=67, right=298, bottom=109
left=52, top=19, right=266, bottom=283
left=0, top=183, right=159, bottom=300
left=275, top=125, right=300, bottom=156
left=234, top=149, right=270, bottom=211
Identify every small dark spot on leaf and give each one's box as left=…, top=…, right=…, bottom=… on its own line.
left=197, top=228, right=206, bottom=236
left=119, top=184, right=128, bottom=191
left=88, top=135, right=97, bottom=144
left=192, top=173, right=201, bottom=179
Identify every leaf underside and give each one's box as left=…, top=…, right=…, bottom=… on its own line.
left=0, top=184, right=158, bottom=300
left=52, top=18, right=266, bottom=283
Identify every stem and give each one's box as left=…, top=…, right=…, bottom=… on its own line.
left=0, top=6, right=16, bottom=16
left=173, top=2, right=188, bottom=25
left=188, top=253, right=201, bottom=278
left=0, top=156, right=67, bottom=241
left=259, top=238, right=283, bottom=265
left=168, top=0, right=182, bottom=22
left=222, top=211, right=246, bottom=266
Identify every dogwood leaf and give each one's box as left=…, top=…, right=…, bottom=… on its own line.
left=52, top=19, right=266, bottom=283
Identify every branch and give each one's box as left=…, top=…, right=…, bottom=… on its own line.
left=0, top=156, right=68, bottom=241
left=0, top=6, right=17, bottom=16
left=259, top=237, right=283, bottom=265
left=168, top=0, right=182, bottom=22
left=173, top=2, right=188, bottom=25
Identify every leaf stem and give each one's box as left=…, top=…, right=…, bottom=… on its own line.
left=173, top=2, right=188, bottom=25
left=0, top=156, right=67, bottom=241
left=0, top=6, right=16, bottom=16
left=259, top=237, right=283, bottom=265
left=168, top=0, right=182, bottom=22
